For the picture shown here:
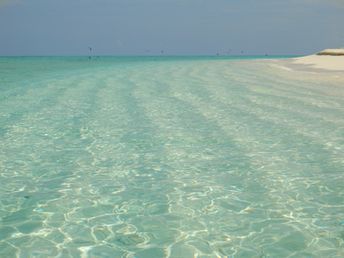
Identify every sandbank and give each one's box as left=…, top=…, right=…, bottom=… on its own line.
left=292, top=55, right=344, bottom=71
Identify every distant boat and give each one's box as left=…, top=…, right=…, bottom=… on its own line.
left=88, top=47, right=93, bottom=59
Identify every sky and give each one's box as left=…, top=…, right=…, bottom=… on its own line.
left=0, top=0, right=343, bottom=56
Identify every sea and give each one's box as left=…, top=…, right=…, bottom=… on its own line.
left=0, top=56, right=343, bottom=257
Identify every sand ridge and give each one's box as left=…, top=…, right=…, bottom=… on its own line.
left=293, top=52, right=344, bottom=71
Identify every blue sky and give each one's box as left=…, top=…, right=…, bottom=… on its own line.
left=0, top=0, right=343, bottom=55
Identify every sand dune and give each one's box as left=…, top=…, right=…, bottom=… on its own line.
left=317, top=48, right=344, bottom=56
left=293, top=49, right=344, bottom=71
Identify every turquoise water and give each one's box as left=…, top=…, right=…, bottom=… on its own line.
left=0, top=56, right=343, bottom=257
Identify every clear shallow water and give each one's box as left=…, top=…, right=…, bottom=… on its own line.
left=0, top=56, right=343, bottom=257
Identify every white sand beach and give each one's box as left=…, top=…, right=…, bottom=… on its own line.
left=292, top=49, right=344, bottom=71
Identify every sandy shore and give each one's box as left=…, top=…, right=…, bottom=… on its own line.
left=292, top=54, right=344, bottom=71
